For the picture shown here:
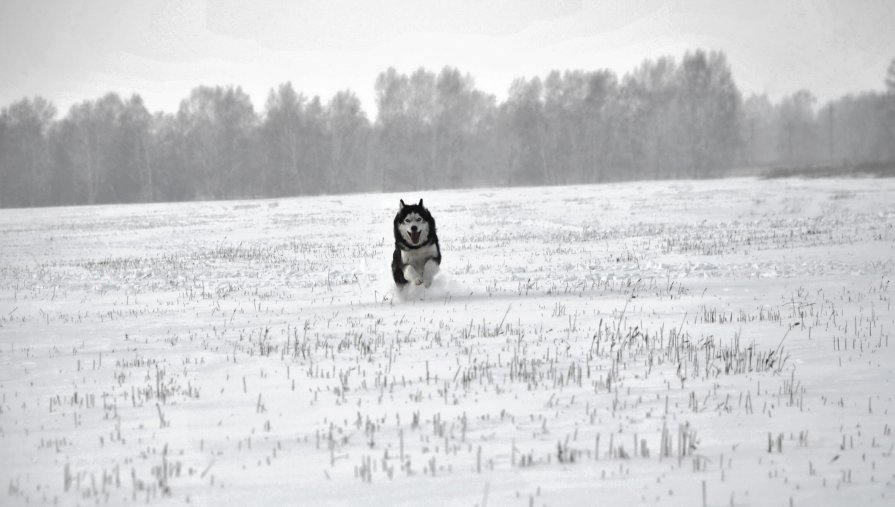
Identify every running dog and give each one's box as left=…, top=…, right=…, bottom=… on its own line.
left=392, top=199, right=441, bottom=288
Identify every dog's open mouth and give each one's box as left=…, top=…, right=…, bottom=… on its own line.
left=410, top=230, right=421, bottom=244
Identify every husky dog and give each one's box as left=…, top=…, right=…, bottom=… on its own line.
left=392, top=199, right=441, bottom=288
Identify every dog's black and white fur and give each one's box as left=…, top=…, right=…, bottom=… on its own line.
left=392, top=199, right=441, bottom=288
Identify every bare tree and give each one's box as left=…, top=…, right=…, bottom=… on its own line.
left=327, top=90, right=369, bottom=193
left=0, top=97, right=56, bottom=207
left=504, top=77, right=549, bottom=185
left=777, top=90, right=817, bottom=166
left=119, top=95, right=153, bottom=202
left=262, top=83, right=306, bottom=196
left=178, top=86, right=255, bottom=199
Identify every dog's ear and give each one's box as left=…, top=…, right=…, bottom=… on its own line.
left=399, top=199, right=406, bottom=210
left=418, top=199, right=424, bottom=207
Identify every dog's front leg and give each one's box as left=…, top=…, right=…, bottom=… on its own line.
left=403, top=265, right=423, bottom=285
left=422, top=260, right=440, bottom=288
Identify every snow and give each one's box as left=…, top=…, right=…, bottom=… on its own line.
left=1, top=177, right=894, bottom=506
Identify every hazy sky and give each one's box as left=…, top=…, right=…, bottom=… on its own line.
left=1, top=0, right=894, bottom=116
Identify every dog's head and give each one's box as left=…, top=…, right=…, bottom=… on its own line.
left=394, top=199, right=435, bottom=248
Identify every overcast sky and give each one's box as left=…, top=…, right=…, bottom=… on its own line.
left=1, top=0, right=894, bottom=116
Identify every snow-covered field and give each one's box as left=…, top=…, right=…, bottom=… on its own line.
left=1, top=177, right=894, bottom=506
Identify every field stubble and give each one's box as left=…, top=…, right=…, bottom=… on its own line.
left=1, top=177, right=894, bottom=506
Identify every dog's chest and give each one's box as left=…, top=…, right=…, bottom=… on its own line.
left=401, top=243, right=438, bottom=272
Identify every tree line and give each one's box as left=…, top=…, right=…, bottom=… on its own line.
left=2, top=50, right=894, bottom=208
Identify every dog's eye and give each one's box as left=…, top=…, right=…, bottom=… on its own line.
left=415, top=217, right=422, bottom=222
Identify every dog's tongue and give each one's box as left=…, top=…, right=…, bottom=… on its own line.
left=410, top=230, right=421, bottom=244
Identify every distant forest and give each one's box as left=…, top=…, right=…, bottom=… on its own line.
left=1, top=49, right=894, bottom=208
